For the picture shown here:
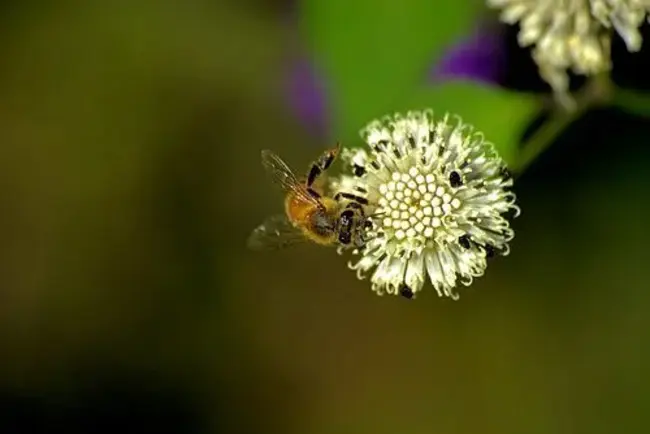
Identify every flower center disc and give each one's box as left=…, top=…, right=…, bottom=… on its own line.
left=377, top=167, right=461, bottom=246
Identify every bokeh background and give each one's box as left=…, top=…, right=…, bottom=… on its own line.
left=1, top=1, right=650, bottom=433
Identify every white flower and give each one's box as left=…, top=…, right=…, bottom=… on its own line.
left=487, top=0, right=650, bottom=97
left=333, top=110, right=520, bottom=300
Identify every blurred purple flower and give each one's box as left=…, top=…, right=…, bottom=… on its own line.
left=280, top=1, right=330, bottom=138
left=431, top=19, right=650, bottom=94
left=284, top=56, right=329, bottom=138
left=281, top=19, right=551, bottom=137
left=282, top=23, right=511, bottom=138
left=432, top=22, right=558, bottom=94
left=432, top=25, right=508, bottom=87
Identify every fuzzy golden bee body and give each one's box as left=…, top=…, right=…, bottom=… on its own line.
left=248, top=143, right=370, bottom=250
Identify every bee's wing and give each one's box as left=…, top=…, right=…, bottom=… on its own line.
left=247, top=214, right=307, bottom=251
left=260, top=150, right=321, bottom=206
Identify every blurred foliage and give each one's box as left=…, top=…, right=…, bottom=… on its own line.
left=301, top=0, right=538, bottom=164
left=394, top=83, right=538, bottom=164
left=0, top=1, right=649, bottom=434
left=613, top=87, right=650, bottom=118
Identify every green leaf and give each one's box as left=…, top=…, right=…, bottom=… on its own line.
left=301, top=0, right=470, bottom=140
left=343, top=82, right=541, bottom=166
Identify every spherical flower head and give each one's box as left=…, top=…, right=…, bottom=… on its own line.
left=331, top=110, right=520, bottom=300
left=487, top=0, right=650, bottom=97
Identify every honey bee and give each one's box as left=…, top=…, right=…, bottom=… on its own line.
left=247, top=143, right=371, bottom=251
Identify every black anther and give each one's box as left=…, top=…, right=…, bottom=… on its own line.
left=449, top=171, right=463, bottom=188
left=399, top=285, right=414, bottom=299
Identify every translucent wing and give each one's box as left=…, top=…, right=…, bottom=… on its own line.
left=247, top=214, right=307, bottom=251
left=260, top=150, right=321, bottom=206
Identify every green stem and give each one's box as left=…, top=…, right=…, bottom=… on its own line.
left=610, top=87, right=650, bottom=118
left=513, top=74, right=613, bottom=175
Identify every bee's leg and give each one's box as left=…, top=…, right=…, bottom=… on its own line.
left=307, top=188, right=321, bottom=198
left=341, top=202, right=371, bottom=248
left=337, top=208, right=354, bottom=245
left=334, top=191, right=369, bottom=206
left=347, top=202, right=372, bottom=229
left=306, top=142, right=341, bottom=188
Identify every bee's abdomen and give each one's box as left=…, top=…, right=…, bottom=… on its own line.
left=285, top=194, right=338, bottom=245
left=284, top=194, right=314, bottom=225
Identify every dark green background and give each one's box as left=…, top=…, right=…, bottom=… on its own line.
left=0, top=1, right=649, bottom=433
